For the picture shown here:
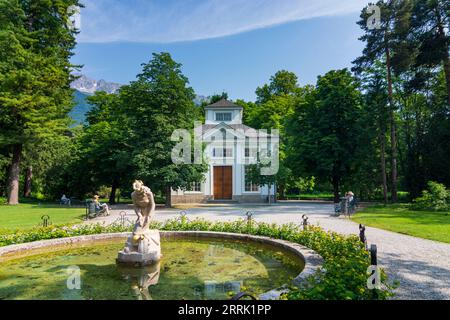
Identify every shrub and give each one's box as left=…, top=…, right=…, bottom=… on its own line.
left=412, top=181, right=449, bottom=211
left=0, top=219, right=394, bottom=300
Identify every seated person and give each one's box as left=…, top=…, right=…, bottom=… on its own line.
left=61, top=194, right=71, bottom=205
left=93, top=195, right=110, bottom=216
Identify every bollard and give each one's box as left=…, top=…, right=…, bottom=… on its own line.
left=119, top=211, right=127, bottom=228
left=359, top=224, right=366, bottom=242
left=370, top=244, right=377, bottom=266
left=178, top=211, right=188, bottom=224
left=302, top=214, right=309, bottom=231
left=41, top=215, right=51, bottom=227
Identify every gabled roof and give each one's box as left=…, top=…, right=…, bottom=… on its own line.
left=198, top=123, right=273, bottom=140
left=204, top=98, right=243, bottom=109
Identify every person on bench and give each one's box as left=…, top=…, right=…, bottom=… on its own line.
left=60, top=194, right=71, bottom=206
left=93, top=195, right=110, bottom=216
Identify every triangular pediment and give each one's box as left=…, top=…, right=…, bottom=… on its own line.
left=200, top=122, right=247, bottom=141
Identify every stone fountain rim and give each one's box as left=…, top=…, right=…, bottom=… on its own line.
left=0, top=231, right=323, bottom=291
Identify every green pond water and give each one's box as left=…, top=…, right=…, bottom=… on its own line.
left=0, top=238, right=303, bottom=300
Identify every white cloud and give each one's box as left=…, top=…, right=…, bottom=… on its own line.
left=77, top=0, right=365, bottom=43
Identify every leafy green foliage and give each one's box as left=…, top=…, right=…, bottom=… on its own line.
left=118, top=52, right=208, bottom=205
left=0, top=0, right=81, bottom=204
left=255, top=70, right=299, bottom=104
left=0, top=219, right=393, bottom=300
left=412, top=181, right=449, bottom=211
left=288, top=69, right=364, bottom=202
left=243, top=71, right=301, bottom=198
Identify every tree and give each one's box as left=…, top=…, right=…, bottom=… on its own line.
left=119, top=52, right=207, bottom=207
left=353, top=0, right=402, bottom=202
left=410, top=0, right=450, bottom=105
left=289, top=70, right=364, bottom=203
left=209, top=92, right=229, bottom=104
left=256, top=70, right=299, bottom=103
left=358, top=61, right=390, bottom=203
left=245, top=71, right=300, bottom=199
left=422, top=71, right=450, bottom=188
left=0, top=0, right=80, bottom=204
left=78, top=91, right=134, bottom=204
left=20, top=134, right=75, bottom=199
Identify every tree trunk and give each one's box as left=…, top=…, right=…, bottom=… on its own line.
left=7, top=144, right=22, bottom=205
left=332, top=176, right=340, bottom=203
left=385, top=42, right=398, bottom=202
left=23, top=166, right=33, bottom=198
left=379, top=132, right=388, bottom=204
left=109, top=177, right=118, bottom=205
left=165, top=186, right=172, bottom=208
left=279, top=184, right=285, bottom=200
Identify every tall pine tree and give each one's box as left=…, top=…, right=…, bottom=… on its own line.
left=353, top=0, right=406, bottom=202
left=0, top=0, right=81, bottom=204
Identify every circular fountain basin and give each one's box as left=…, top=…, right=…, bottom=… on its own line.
left=0, top=232, right=322, bottom=300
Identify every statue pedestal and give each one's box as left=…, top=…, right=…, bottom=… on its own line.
left=117, top=228, right=161, bottom=267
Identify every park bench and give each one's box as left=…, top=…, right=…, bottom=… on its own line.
left=85, top=200, right=109, bottom=220
left=59, top=198, right=71, bottom=206
left=59, top=197, right=84, bottom=207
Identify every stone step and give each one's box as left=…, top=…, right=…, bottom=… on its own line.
left=207, top=200, right=239, bottom=204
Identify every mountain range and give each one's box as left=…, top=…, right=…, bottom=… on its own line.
left=71, top=74, right=122, bottom=94
left=70, top=74, right=209, bottom=124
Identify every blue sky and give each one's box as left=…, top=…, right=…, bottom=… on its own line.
left=72, top=0, right=367, bottom=101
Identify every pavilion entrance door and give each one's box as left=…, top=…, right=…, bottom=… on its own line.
left=213, top=166, right=232, bottom=200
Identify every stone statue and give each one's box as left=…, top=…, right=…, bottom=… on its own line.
left=131, top=180, right=155, bottom=229
left=117, top=180, right=161, bottom=266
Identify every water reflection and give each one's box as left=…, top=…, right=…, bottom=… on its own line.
left=0, top=239, right=302, bottom=300
left=118, top=262, right=160, bottom=300
left=204, top=280, right=243, bottom=298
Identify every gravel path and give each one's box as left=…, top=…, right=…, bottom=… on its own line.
left=85, top=202, right=450, bottom=300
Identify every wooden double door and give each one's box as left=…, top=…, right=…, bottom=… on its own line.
left=213, top=166, right=233, bottom=200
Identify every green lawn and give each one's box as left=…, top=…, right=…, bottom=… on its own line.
left=284, top=191, right=409, bottom=202
left=352, top=204, right=450, bottom=243
left=0, top=201, right=85, bottom=232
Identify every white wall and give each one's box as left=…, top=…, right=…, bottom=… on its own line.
left=205, top=108, right=242, bottom=125
left=174, top=119, right=276, bottom=201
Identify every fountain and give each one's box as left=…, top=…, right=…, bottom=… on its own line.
left=117, top=180, right=161, bottom=266
left=0, top=180, right=323, bottom=300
